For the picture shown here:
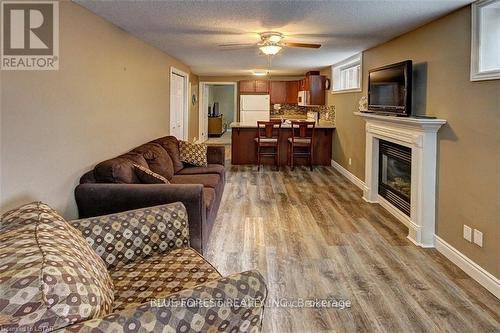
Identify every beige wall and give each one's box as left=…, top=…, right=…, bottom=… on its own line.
left=325, top=6, right=500, bottom=278
left=0, top=1, right=198, bottom=218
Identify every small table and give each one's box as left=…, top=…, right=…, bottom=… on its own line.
left=208, top=115, right=226, bottom=137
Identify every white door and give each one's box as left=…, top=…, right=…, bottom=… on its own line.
left=170, top=72, right=185, bottom=139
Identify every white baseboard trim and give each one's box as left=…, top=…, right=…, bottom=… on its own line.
left=330, top=159, right=366, bottom=191
left=435, top=235, right=500, bottom=299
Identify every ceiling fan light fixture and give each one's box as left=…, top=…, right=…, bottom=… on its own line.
left=259, top=45, right=282, bottom=55
left=268, top=35, right=283, bottom=43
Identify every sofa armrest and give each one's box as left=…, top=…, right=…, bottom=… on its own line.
left=60, top=270, right=267, bottom=333
left=74, top=183, right=205, bottom=253
left=206, top=145, right=225, bottom=166
left=69, top=202, right=189, bottom=269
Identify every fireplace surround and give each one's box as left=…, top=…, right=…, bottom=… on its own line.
left=355, top=112, right=446, bottom=247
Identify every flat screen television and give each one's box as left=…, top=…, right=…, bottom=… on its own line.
left=368, top=60, right=412, bottom=116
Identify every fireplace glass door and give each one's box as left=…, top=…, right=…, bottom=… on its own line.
left=379, top=140, right=411, bottom=216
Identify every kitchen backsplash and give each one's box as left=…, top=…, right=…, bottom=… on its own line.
left=271, top=104, right=336, bottom=122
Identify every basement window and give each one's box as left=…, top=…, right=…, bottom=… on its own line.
left=331, top=53, right=362, bottom=93
left=471, top=0, right=500, bottom=81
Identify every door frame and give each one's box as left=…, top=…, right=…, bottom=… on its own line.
left=170, top=66, right=189, bottom=140
left=199, top=81, right=238, bottom=142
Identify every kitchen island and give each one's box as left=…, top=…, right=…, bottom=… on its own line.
left=230, top=121, right=335, bottom=166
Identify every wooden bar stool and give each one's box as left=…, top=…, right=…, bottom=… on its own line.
left=255, top=120, right=282, bottom=171
left=288, top=121, right=316, bottom=171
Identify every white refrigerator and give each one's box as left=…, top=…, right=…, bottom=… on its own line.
left=240, top=95, right=270, bottom=124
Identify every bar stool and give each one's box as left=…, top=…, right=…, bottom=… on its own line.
left=288, top=121, right=315, bottom=171
left=255, top=120, right=282, bottom=171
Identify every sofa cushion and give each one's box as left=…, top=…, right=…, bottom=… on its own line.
left=132, top=143, right=175, bottom=180
left=0, top=202, right=114, bottom=331
left=133, top=164, right=170, bottom=184
left=176, top=164, right=225, bottom=178
left=94, top=152, right=148, bottom=184
left=179, top=141, right=208, bottom=167
left=170, top=174, right=221, bottom=189
left=110, top=248, right=221, bottom=311
left=151, top=136, right=184, bottom=173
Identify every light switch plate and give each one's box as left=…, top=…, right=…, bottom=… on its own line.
left=463, top=225, right=472, bottom=242
left=473, top=229, right=483, bottom=247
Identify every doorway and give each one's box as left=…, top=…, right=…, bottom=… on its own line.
left=170, top=67, right=189, bottom=140
left=199, top=82, right=237, bottom=143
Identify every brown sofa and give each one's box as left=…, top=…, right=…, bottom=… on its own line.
left=75, top=136, right=225, bottom=254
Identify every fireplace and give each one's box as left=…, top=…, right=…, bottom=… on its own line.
left=355, top=112, right=446, bottom=247
left=378, top=140, right=411, bottom=216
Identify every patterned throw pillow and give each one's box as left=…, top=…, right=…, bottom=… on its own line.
left=133, top=163, right=170, bottom=184
left=0, top=202, right=114, bottom=332
left=179, top=141, right=208, bottom=167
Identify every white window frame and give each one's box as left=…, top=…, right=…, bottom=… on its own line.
left=471, top=0, right=500, bottom=81
left=331, top=53, right=362, bottom=94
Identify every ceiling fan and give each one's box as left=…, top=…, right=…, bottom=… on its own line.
left=218, top=31, right=321, bottom=55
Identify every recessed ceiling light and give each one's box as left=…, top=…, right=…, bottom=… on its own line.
left=253, top=71, right=267, bottom=76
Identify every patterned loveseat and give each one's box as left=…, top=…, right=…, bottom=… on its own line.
left=0, top=202, right=267, bottom=332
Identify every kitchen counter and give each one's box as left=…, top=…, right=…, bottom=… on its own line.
left=230, top=121, right=335, bottom=166
left=230, top=120, right=335, bottom=129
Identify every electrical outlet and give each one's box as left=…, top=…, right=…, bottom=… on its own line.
left=473, top=229, right=483, bottom=247
left=463, top=225, right=472, bottom=242
left=348, top=158, right=352, bottom=166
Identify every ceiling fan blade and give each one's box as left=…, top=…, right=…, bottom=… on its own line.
left=283, top=42, right=321, bottom=49
left=218, top=43, right=257, bottom=47
left=218, top=45, right=256, bottom=51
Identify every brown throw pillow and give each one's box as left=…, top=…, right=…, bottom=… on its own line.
left=179, top=141, right=208, bottom=167
left=133, top=164, right=170, bottom=184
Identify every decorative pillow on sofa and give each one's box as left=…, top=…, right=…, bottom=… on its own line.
left=132, top=143, right=175, bottom=180
left=133, top=163, right=170, bottom=184
left=179, top=141, right=208, bottom=167
left=0, top=202, right=114, bottom=332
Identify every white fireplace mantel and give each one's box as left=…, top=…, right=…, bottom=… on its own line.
left=354, top=112, right=447, bottom=247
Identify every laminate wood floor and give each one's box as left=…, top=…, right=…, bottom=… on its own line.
left=205, top=163, right=500, bottom=333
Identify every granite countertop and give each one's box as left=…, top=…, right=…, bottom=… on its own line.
left=230, top=121, right=335, bottom=129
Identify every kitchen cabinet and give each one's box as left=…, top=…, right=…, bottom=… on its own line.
left=270, top=81, right=287, bottom=104
left=239, top=80, right=256, bottom=93
left=298, top=73, right=327, bottom=106
left=286, top=81, right=299, bottom=104
left=239, top=80, right=269, bottom=93
left=255, top=80, right=269, bottom=93
left=307, top=75, right=326, bottom=105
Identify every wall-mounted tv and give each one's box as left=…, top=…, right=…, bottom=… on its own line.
left=368, top=60, right=412, bottom=116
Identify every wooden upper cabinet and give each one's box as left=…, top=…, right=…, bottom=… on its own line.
left=270, top=81, right=287, bottom=104
left=286, top=81, right=299, bottom=104
left=307, top=75, right=326, bottom=105
left=255, top=80, right=269, bottom=93
left=239, top=80, right=269, bottom=93
left=299, top=79, right=309, bottom=91
left=239, top=80, right=256, bottom=93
